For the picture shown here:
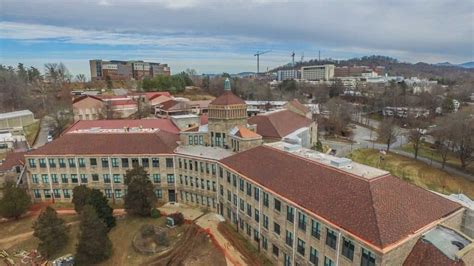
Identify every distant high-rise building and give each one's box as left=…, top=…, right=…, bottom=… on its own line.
left=89, top=59, right=171, bottom=81
left=300, top=64, right=335, bottom=81
left=277, top=69, right=300, bottom=81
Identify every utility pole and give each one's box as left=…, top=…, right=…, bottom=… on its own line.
left=254, top=50, right=271, bottom=75
left=291, top=51, right=295, bottom=66
left=318, top=50, right=321, bottom=61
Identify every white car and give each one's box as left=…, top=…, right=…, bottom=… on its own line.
left=47, top=135, right=53, bottom=142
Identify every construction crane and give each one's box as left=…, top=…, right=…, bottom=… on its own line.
left=291, top=51, right=295, bottom=66
left=254, top=50, right=271, bottom=74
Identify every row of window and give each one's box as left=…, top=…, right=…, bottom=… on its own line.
left=31, top=173, right=175, bottom=185
left=179, top=191, right=216, bottom=208
left=188, top=135, right=204, bottom=146
left=177, top=158, right=216, bottom=175
left=33, top=188, right=165, bottom=200
left=179, top=175, right=216, bottom=191
left=28, top=157, right=173, bottom=169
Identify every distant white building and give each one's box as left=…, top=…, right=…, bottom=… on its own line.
left=277, top=69, right=300, bottom=81
left=301, top=65, right=335, bottom=81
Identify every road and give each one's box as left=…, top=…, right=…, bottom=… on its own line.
left=32, top=117, right=53, bottom=149
left=322, top=121, right=474, bottom=181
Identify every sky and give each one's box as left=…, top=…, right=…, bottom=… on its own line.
left=0, top=0, right=473, bottom=78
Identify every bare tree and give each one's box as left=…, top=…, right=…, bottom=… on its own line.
left=432, top=125, right=453, bottom=169
left=378, top=118, right=399, bottom=152
left=76, top=74, right=87, bottom=83
left=450, top=112, right=474, bottom=168
left=407, top=119, right=428, bottom=159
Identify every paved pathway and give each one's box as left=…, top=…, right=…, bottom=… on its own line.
left=32, top=117, right=52, bottom=148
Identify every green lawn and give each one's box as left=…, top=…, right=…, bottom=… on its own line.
left=401, top=142, right=474, bottom=175
left=349, top=149, right=474, bottom=199
left=23, top=120, right=41, bottom=146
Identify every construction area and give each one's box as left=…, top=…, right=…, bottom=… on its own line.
left=0, top=203, right=268, bottom=266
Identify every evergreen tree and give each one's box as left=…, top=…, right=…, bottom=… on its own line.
left=124, top=166, right=157, bottom=216
left=75, top=205, right=112, bottom=265
left=0, top=182, right=31, bottom=219
left=72, top=185, right=91, bottom=213
left=87, top=189, right=116, bottom=230
left=33, top=207, right=69, bottom=258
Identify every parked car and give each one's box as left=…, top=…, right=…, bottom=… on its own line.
left=47, top=135, right=53, bottom=142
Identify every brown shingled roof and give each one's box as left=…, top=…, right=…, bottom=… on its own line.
left=219, top=146, right=461, bottom=249
left=27, top=131, right=178, bottom=156
left=288, top=99, right=310, bottom=114
left=248, top=110, right=312, bottom=138
left=209, top=91, right=246, bottom=105
left=403, top=239, right=465, bottom=266
left=0, top=152, right=26, bottom=172
left=233, top=126, right=261, bottom=139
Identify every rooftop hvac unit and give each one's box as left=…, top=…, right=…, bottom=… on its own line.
left=330, top=158, right=352, bottom=168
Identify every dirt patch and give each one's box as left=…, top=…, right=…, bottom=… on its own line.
left=145, top=224, right=226, bottom=266
left=217, top=222, right=273, bottom=266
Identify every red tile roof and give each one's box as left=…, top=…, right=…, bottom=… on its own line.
left=0, top=152, right=26, bottom=172
left=72, top=95, right=103, bottom=104
left=110, top=99, right=136, bottom=106
left=210, top=91, right=246, bottom=105
left=234, top=126, right=261, bottom=139
left=158, top=100, right=191, bottom=111
left=27, top=131, right=179, bottom=156
left=219, top=146, right=461, bottom=249
left=403, top=239, right=465, bottom=266
left=248, top=110, right=312, bottom=138
left=64, top=119, right=180, bottom=134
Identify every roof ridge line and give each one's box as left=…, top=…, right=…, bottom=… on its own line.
left=367, top=181, right=384, bottom=247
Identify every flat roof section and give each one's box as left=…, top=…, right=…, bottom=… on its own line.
left=0, top=110, right=33, bottom=120
left=175, top=146, right=234, bottom=161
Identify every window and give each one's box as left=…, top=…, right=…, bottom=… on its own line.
left=71, top=174, right=78, bottom=183
left=273, top=222, right=281, bottom=235
left=255, top=209, right=259, bottom=222
left=239, top=199, right=244, bottom=211
left=53, top=189, right=61, bottom=198
left=90, top=158, right=97, bottom=166
left=287, top=205, right=294, bottom=222
left=92, top=174, right=99, bottom=181
left=211, top=164, right=216, bottom=175
left=166, top=158, right=174, bottom=168
left=153, top=174, right=161, bottom=183
left=63, top=189, right=70, bottom=198
left=311, top=219, right=321, bottom=239
left=194, top=135, right=199, bottom=146
left=212, top=181, right=216, bottom=191
left=272, top=244, right=279, bottom=257
left=31, top=174, right=38, bottom=184
left=239, top=178, right=244, bottom=191
left=297, top=238, right=305, bottom=256
left=48, top=158, right=56, bottom=168
left=200, top=162, right=204, bottom=173
left=152, top=158, right=159, bottom=167
left=39, top=158, right=46, bottom=168
left=246, top=182, right=252, bottom=196
left=142, top=158, right=149, bottom=167
left=61, top=174, right=68, bottom=183
left=285, top=230, right=293, bottom=247
left=298, top=212, right=307, bottom=231
left=254, top=187, right=259, bottom=201
left=233, top=194, right=237, bottom=206
left=103, top=174, right=111, bottom=183
left=254, top=229, right=259, bottom=242
left=262, top=236, right=268, bottom=250
left=274, top=198, right=281, bottom=212
left=113, top=174, right=121, bottom=183
left=263, top=192, right=269, bottom=207
left=104, top=189, right=113, bottom=198
left=342, top=237, right=355, bottom=261
left=43, top=189, right=51, bottom=198
left=310, top=247, right=319, bottom=265
left=227, top=190, right=232, bottom=202
left=80, top=174, right=87, bottom=183
left=67, top=158, right=76, bottom=168
left=101, top=158, right=109, bottom=168
left=41, top=174, right=49, bottom=184
left=189, top=135, right=193, bottom=145
left=232, top=174, right=237, bottom=187
left=28, top=159, right=36, bottom=168
left=155, top=189, right=163, bottom=199
left=167, top=174, right=175, bottom=184
left=226, top=172, right=231, bottom=183
left=121, top=158, right=129, bottom=168
left=326, top=229, right=337, bottom=249
left=284, top=254, right=291, bottom=266
left=78, top=158, right=86, bottom=167
left=33, top=189, right=41, bottom=198
left=114, top=189, right=122, bottom=198
left=132, top=158, right=139, bottom=167
left=58, top=158, right=66, bottom=168
left=111, top=158, right=119, bottom=167
left=324, top=257, right=334, bottom=266
left=263, top=214, right=269, bottom=229
left=361, top=248, right=376, bottom=266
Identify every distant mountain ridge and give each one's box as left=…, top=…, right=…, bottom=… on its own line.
left=436, top=61, right=474, bottom=69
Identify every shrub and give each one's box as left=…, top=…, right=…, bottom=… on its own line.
left=155, top=231, right=169, bottom=247
left=141, top=225, right=155, bottom=238
left=150, top=208, right=160, bottom=219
